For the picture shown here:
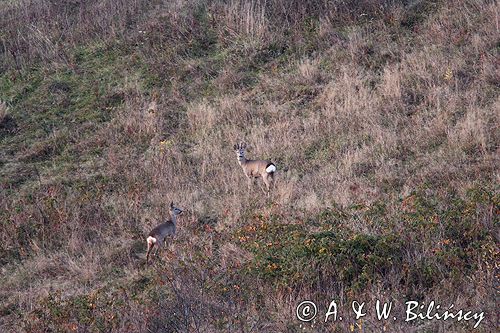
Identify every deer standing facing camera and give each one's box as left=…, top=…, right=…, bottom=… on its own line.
left=233, top=142, right=276, bottom=197
left=146, top=202, right=183, bottom=264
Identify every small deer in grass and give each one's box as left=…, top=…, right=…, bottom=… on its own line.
left=234, top=142, right=276, bottom=197
left=146, top=202, right=183, bottom=264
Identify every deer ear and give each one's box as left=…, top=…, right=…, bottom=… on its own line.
left=170, top=201, right=174, bottom=208
left=233, top=144, right=238, bottom=150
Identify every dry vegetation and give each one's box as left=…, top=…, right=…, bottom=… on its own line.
left=0, top=0, right=498, bottom=332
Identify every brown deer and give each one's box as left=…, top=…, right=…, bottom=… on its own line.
left=233, top=142, right=276, bottom=197
left=146, top=202, right=183, bottom=264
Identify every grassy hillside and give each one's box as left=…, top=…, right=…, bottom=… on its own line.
left=0, top=0, right=498, bottom=332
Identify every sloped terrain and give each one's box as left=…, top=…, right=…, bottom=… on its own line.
left=0, top=0, right=498, bottom=332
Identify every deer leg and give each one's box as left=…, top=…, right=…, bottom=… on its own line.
left=146, top=242, right=154, bottom=264
left=156, top=238, right=164, bottom=258
left=252, top=179, right=265, bottom=196
left=263, top=175, right=271, bottom=197
left=269, top=173, right=276, bottom=191
left=152, top=245, right=157, bottom=259
left=247, top=176, right=253, bottom=190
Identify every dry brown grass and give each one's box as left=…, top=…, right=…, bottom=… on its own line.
left=0, top=0, right=498, bottom=332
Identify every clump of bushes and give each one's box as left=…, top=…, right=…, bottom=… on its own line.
left=238, top=187, right=497, bottom=298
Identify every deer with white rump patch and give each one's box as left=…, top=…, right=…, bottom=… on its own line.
left=146, top=202, right=183, bottom=264
left=234, top=142, right=276, bottom=197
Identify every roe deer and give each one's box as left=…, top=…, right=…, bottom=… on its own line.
left=233, top=142, right=276, bottom=197
left=146, top=202, right=183, bottom=264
